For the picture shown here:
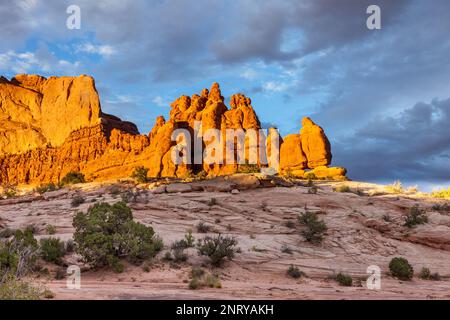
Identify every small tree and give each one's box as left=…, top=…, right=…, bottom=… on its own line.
left=131, top=166, right=149, bottom=183
left=39, top=238, right=66, bottom=265
left=73, top=202, right=161, bottom=272
left=404, top=205, right=428, bottom=228
left=389, top=257, right=413, bottom=280
left=197, top=235, right=238, bottom=267
left=60, top=172, right=85, bottom=186
left=0, top=229, right=39, bottom=283
left=298, top=212, right=327, bottom=244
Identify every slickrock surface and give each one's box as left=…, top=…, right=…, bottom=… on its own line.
left=1, top=178, right=449, bottom=300
left=0, top=75, right=345, bottom=185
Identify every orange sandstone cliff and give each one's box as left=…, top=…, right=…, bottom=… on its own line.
left=0, top=75, right=346, bottom=185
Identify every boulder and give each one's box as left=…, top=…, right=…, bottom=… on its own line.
left=300, top=117, right=332, bottom=168
left=166, top=183, right=193, bottom=193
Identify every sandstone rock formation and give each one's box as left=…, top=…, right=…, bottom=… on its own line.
left=0, top=74, right=345, bottom=185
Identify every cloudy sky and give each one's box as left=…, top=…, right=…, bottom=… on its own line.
left=1, top=0, right=449, bottom=190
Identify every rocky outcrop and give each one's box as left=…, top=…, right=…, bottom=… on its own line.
left=0, top=75, right=345, bottom=185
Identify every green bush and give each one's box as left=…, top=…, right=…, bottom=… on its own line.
left=404, top=205, right=428, bottom=228
left=131, top=166, right=149, bottom=183
left=389, top=257, right=414, bottom=280
left=298, top=212, right=327, bottom=243
left=0, top=275, right=43, bottom=300
left=237, top=162, right=260, bottom=174
left=205, top=274, right=222, bottom=288
left=0, top=228, right=15, bottom=239
left=419, top=267, right=441, bottom=281
left=170, top=241, right=188, bottom=262
left=60, top=172, right=85, bottom=186
left=197, top=234, right=238, bottom=267
left=1, top=185, right=17, bottom=199
left=0, top=229, right=39, bottom=281
left=335, top=273, right=353, bottom=286
left=431, top=203, right=450, bottom=212
left=71, top=195, right=85, bottom=208
left=419, top=267, right=430, bottom=280
left=196, top=222, right=211, bottom=233
left=188, top=277, right=201, bottom=290
left=35, top=183, right=57, bottom=194
left=45, top=225, right=56, bottom=235
left=39, top=238, right=66, bottom=264
left=287, top=265, right=305, bottom=279
left=73, top=202, right=161, bottom=271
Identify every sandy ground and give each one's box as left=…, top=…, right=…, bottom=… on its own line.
left=1, top=179, right=450, bottom=300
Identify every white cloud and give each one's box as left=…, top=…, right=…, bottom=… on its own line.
left=0, top=50, right=80, bottom=75
left=152, top=96, right=169, bottom=107
left=240, top=68, right=258, bottom=80
left=262, top=81, right=290, bottom=93
left=76, top=43, right=116, bottom=57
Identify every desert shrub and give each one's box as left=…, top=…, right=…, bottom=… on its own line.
left=43, top=289, right=55, bottom=299
left=170, top=241, right=188, bottom=262
left=60, top=172, right=85, bottom=186
left=431, top=188, right=450, bottom=199
left=404, top=205, right=428, bottom=228
left=35, top=183, right=57, bottom=195
left=431, top=203, right=450, bottom=212
left=284, top=220, right=296, bottom=229
left=45, top=225, right=56, bottom=235
left=39, top=238, right=66, bottom=265
left=298, top=212, right=327, bottom=244
left=0, top=275, right=43, bottom=300
left=131, top=166, right=149, bottom=183
left=333, top=184, right=351, bottom=193
left=237, top=162, right=260, bottom=174
left=287, top=265, right=305, bottom=279
left=190, top=267, right=205, bottom=278
left=120, top=190, right=138, bottom=203
left=419, top=267, right=431, bottom=280
left=65, top=239, right=74, bottom=253
left=55, top=267, right=66, bottom=280
left=419, top=267, right=441, bottom=281
left=1, top=185, right=17, bottom=199
left=73, top=202, right=161, bottom=272
left=385, top=180, right=404, bottom=194
left=197, top=234, right=238, bottom=267
left=196, top=222, right=211, bottom=233
left=308, top=186, right=318, bottom=194
left=188, top=277, right=201, bottom=290
left=0, top=229, right=39, bottom=282
left=71, top=195, right=85, bottom=208
left=335, top=272, right=353, bottom=286
left=429, top=273, right=441, bottom=281
left=281, top=245, right=293, bottom=254
left=389, top=257, right=413, bottom=280
left=184, top=230, right=195, bottom=248
left=163, top=251, right=173, bottom=261
left=0, top=228, right=15, bottom=239
left=205, top=274, right=222, bottom=288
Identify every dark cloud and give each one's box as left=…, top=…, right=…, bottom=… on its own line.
left=333, top=98, right=450, bottom=183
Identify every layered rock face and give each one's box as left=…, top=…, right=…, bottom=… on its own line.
left=0, top=75, right=345, bottom=185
